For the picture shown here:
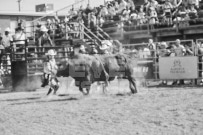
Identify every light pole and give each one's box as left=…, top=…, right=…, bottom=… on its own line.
left=17, top=0, right=22, bottom=12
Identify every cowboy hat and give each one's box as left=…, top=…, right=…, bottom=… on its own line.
left=91, top=45, right=96, bottom=48
left=100, top=44, right=109, bottom=50
left=79, top=45, right=86, bottom=50
left=101, top=40, right=112, bottom=47
left=5, top=27, right=11, bottom=32
left=0, top=45, right=5, bottom=50
left=46, top=49, right=57, bottom=56
left=40, top=26, right=48, bottom=32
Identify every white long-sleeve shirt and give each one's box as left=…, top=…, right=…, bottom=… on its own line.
left=43, top=59, right=58, bottom=76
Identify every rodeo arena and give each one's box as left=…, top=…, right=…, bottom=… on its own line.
left=1, top=0, right=203, bottom=134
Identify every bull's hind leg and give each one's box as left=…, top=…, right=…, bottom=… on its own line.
left=47, top=88, right=52, bottom=95
left=128, top=75, right=138, bottom=94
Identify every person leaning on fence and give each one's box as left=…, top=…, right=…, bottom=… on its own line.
left=148, top=39, right=156, bottom=57
left=13, top=27, right=26, bottom=53
left=41, top=49, right=60, bottom=95
left=174, top=39, right=186, bottom=56
left=172, top=39, right=186, bottom=85
left=38, top=26, right=53, bottom=47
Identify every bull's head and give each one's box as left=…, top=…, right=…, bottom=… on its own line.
left=56, top=59, right=70, bottom=77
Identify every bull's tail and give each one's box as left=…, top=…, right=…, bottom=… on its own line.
left=94, top=55, right=109, bottom=85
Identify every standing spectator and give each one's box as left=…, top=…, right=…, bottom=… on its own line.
left=108, top=4, right=116, bottom=19
left=163, top=0, right=174, bottom=26
left=2, top=27, right=13, bottom=53
left=99, top=5, right=108, bottom=19
left=85, top=4, right=93, bottom=15
left=46, top=19, right=54, bottom=35
left=148, top=39, right=156, bottom=57
left=0, top=37, right=5, bottom=66
left=137, top=7, right=146, bottom=25
left=143, top=0, right=150, bottom=13
left=126, top=0, right=135, bottom=11
left=89, top=12, right=97, bottom=32
left=172, top=39, right=186, bottom=85
left=149, top=0, right=159, bottom=10
left=122, top=6, right=131, bottom=23
left=148, top=7, right=158, bottom=29
left=38, top=26, right=53, bottom=47
left=118, top=0, right=127, bottom=14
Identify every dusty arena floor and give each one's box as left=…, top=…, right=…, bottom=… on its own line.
left=0, top=78, right=203, bottom=135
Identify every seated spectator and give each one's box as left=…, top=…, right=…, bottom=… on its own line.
left=188, top=4, right=198, bottom=19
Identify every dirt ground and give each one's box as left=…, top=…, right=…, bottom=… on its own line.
left=0, top=78, right=203, bottom=135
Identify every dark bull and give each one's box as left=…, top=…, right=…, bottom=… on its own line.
left=57, top=53, right=138, bottom=95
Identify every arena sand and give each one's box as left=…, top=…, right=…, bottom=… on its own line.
left=0, top=77, right=203, bottom=135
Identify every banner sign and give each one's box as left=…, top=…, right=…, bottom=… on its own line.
left=159, top=56, right=198, bottom=79
left=132, top=59, right=154, bottom=79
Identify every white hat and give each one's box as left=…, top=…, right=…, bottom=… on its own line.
left=46, top=49, right=57, bottom=56
left=100, top=44, right=109, bottom=50
left=101, top=40, right=112, bottom=47
left=5, top=27, right=11, bottom=32
left=40, top=26, right=48, bottom=32
left=79, top=45, right=86, bottom=50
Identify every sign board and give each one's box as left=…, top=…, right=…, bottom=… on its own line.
left=36, top=3, right=53, bottom=12
left=159, top=56, right=198, bottom=79
left=132, top=59, right=155, bottom=79
left=36, top=4, right=46, bottom=12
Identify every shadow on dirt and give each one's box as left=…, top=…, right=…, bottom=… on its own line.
left=115, top=92, right=132, bottom=97
left=0, top=97, right=41, bottom=102
left=10, top=97, right=79, bottom=106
